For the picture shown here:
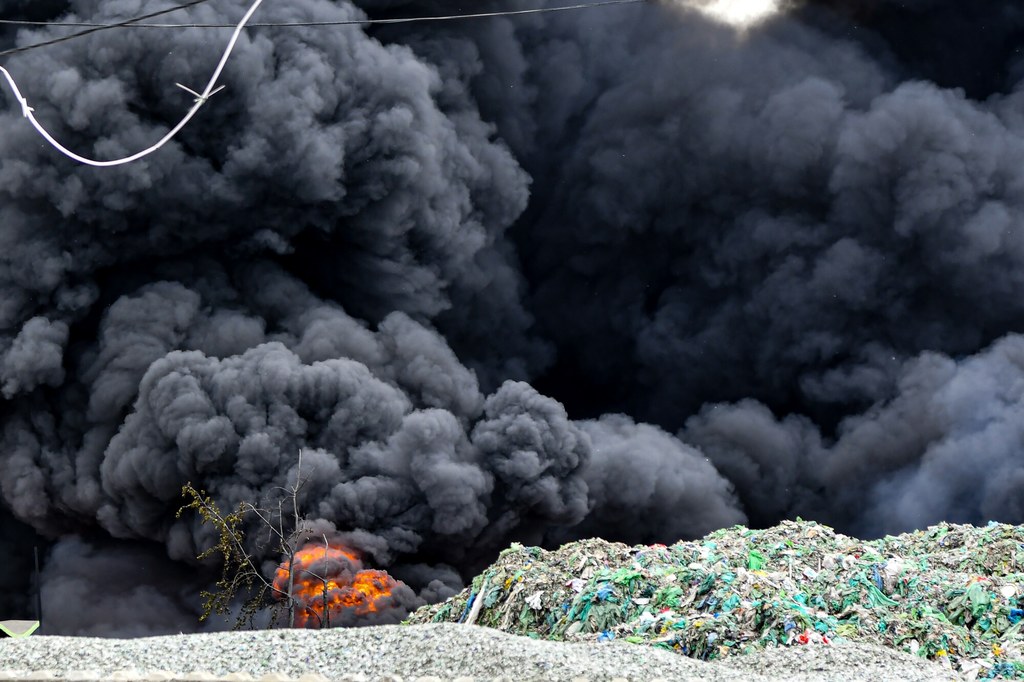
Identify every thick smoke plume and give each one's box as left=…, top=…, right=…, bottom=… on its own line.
left=1, top=0, right=1024, bottom=633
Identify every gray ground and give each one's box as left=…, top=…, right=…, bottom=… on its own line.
left=0, top=623, right=964, bottom=681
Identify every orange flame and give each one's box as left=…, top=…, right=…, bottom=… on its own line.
left=273, top=543, right=397, bottom=627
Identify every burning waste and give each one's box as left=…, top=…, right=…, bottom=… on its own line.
left=8, top=0, right=1024, bottom=638
left=272, top=543, right=414, bottom=628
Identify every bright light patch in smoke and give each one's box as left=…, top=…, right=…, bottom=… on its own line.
left=673, top=0, right=783, bottom=27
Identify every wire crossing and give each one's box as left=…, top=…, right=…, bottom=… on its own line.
left=0, top=0, right=262, bottom=166
left=0, top=1, right=647, bottom=42
left=0, top=0, right=647, bottom=167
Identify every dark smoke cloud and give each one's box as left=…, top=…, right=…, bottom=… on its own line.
left=0, top=0, right=560, bottom=628
left=84, top=264, right=609, bottom=567
left=483, top=5, right=1024, bottom=428
left=798, top=1, right=1024, bottom=97
left=39, top=536, right=205, bottom=636
left=563, top=415, right=745, bottom=544
left=0, top=509, right=39, bottom=620
left=379, top=0, right=1024, bottom=517
left=2, top=317, right=69, bottom=397
left=684, top=334, right=1024, bottom=537
left=3, top=0, right=1024, bottom=633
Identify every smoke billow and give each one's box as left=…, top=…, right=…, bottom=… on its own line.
left=2, top=0, right=1024, bottom=633
left=684, top=335, right=1024, bottom=538
left=37, top=537, right=204, bottom=637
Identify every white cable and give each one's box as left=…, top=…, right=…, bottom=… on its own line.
left=0, top=0, right=263, bottom=167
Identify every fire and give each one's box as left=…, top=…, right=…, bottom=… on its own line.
left=273, top=543, right=398, bottom=627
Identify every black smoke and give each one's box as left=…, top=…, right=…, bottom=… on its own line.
left=1, top=0, right=1024, bottom=633
left=798, top=1, right=1024, bottom=98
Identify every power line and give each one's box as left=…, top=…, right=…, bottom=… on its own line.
left=0, top=0, right=215, bottom=58
left=0, top=0, right=645, bottom=33
left=0, top=0, right=647, bottom=167
left=0, top=0, right=263, bottom=166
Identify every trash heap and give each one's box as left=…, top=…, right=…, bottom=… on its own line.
left=407, top=520, right=1024, bottom=679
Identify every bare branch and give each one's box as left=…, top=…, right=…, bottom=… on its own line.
left=178, top=449, right=319, bottom=629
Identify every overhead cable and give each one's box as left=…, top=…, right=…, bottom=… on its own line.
left=0, top=0, right=215, bottom=58
left=0, top=0, right=645, bottom=33
left=0, top=0, right=263, bottom=166
left=0, top=0, right=646, bottom=167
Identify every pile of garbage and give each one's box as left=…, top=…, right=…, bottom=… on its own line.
left=407, top=519, right=1024, bottom=679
